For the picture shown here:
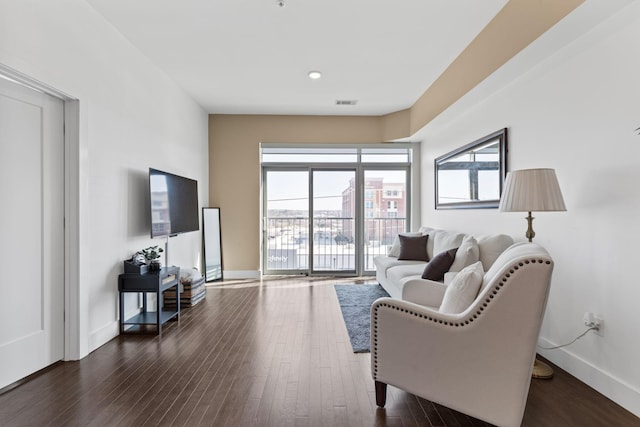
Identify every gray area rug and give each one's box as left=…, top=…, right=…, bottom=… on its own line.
left=334, top=284, right=390, bottom=353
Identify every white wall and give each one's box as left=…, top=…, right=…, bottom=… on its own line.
left=0, top=1, right=209, bottom=356
left=418, top=2, right=640, bottom=416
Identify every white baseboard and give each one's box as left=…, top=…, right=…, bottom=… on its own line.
left=223, top=270, right=261, bottom=279
left=89, top=320, right=119, bottom=353
left=538, top=337, right=640, bottom=418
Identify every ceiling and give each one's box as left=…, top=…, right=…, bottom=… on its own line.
left=86, top=0, right=509, bottom=116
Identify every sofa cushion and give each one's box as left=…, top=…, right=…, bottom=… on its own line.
left=398, top=234, right=429, bottom=261
left=432, top=230, right=465, bottom=258
left=439, top=261, right=484, bottom=314
left=387, top=263, right=427, bottom=284
left=449, top=235, right=480, bottom=272
left=387, top=232, right=422, bottom=257
left=477, top=234, right=515, bottom=270
left=373, top=255, right=424, bottom=278
left=422, top=248, right=457, bottom=281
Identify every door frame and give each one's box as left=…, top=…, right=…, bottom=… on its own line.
left=263, top=165, right=362, bottom=276
left=0, top=64, right=82, bottom=361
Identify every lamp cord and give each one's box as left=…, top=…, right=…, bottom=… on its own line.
left=537, top=327, right=598, bottom=350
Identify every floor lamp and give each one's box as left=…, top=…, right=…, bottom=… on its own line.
left=499, top=168, right=567, bottom=379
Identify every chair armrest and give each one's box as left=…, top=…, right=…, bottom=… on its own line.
left=370, top=297, right=507, bottom=393
left=370, top=297, right=500, bottom=415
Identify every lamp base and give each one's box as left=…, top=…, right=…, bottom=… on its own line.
left=532, top=358, right=554, bottom=379
left=525, top=211, right=535, bottom=243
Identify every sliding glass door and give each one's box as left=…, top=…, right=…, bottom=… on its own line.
left=264, top=170, right=309, bottom=272
left=263, top=168, right=357, bottom=275
left=311, top=170, right=356, bottom=274
left=262, top=145, right=413, bottom=276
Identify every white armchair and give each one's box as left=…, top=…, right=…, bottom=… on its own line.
left=371, top=243, right=554, bottom=427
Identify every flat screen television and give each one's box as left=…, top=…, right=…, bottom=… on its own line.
left=149, top=168, right=199, bottom=238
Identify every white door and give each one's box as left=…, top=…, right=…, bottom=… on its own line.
left=0, top=76, right=64, bottom=388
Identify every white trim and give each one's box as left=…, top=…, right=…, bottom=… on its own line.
left=223, top=270, right=261, bottom=279
left=0, top=64, right=74, bottom=99
left=0, top=63, right=82, bottom=361
left=63, top=100, right=82, bottom=360
left=410, top=143, right=421, bottom=231
left=89, top=321, right=119, bottom=354
left=538, top=337, right=640, bottom=418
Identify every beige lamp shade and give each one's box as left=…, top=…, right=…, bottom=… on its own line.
left=499, top=168, right=566, bottom=212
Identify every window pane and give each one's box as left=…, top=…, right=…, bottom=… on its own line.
left=262, top=147, right=358, bottom=163
left=361, top=148, right=410, bottom=163
left=312, top=170, right=355, bottom=272
left=262, top=146, right=410, bottom=163
left=362, top=170, right=407, bottom=271
left=265, top=171, right=309, bottom=271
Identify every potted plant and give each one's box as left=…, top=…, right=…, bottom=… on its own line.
left=142, top=245, right=164, bottom=271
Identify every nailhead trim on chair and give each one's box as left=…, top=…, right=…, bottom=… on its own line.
left=371, top=258, right=551, bottom=378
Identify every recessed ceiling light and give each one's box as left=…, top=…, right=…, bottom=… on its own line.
left=308, top=71, right=322, bottom=80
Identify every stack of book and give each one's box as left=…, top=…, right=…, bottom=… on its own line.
left=163, top=276, right=206, bottom=308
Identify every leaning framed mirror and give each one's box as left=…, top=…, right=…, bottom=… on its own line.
left=202, top=207, right=223, bottom=281
left=435, top=128, right=507, bottom=209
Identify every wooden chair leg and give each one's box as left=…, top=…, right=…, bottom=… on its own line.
left=375, top=381, right=387, bottom=407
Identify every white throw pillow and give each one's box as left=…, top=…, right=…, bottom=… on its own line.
left=433, top=230, right=465, bottom=258
left=418, top=226, right=436, bottom=259
left=476, top=234, right=514, bottom=270
left=423, top=228, right=438, bottom=260
left=449, top=235, right=480, bottom=272
left=439, top=261, right=484, bottom=314
left=387, top=232, right=422, bottom=257
left=418, top=226, right=435, bottom=235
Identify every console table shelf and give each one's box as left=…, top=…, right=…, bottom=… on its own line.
left=118, top=266, right=180, bottom=335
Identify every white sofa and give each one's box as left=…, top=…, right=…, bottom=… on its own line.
left=374, top=227, right=514, bottom=307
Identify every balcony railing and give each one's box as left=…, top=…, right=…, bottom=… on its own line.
left=265, top=217, right=406, bottom=272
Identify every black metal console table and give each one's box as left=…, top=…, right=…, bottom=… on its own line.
left=118, top=266, right=180, bottom=334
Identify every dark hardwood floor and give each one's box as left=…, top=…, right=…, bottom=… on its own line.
left=1, top=276, right=637, bottom=426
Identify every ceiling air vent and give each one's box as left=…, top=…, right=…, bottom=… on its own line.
left=335, top=99, right=358, bottom=106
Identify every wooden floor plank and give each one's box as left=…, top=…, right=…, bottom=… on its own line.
left=0, top=276, right=637, bottom=427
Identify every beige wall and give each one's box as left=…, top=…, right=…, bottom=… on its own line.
left=408, top=0, right=583, bottom=134
left=209, top=115, right=391, bottom=272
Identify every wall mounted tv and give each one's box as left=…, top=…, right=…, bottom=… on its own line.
left=149, top=168, right=199, bottom=238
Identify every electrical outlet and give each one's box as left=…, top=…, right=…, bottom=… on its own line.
left=584, top=312, right=604, bottom=337
left=593, top=316, right=604, bottom=337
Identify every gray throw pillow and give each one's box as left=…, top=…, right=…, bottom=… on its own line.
left=422, top=248, right=458, bottom=281
left=398, top=234, right=429, bottom=261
